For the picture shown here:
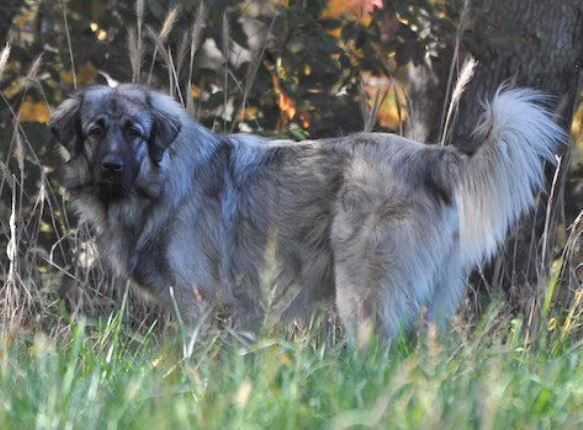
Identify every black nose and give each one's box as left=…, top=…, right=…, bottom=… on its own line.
left=101, top=155, right=124, bottom=173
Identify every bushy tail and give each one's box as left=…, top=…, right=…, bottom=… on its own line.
left=457, top=87, right=566, bottom=270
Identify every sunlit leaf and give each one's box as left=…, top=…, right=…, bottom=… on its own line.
left=327, top=27, right=342, bottom=39
left=19, top=97, right=50, bottom=123
left=321, top=0, right=383, bottom=26
left=3, top=77, right=27, bottom=100
left=272, top=73, right=296, bottom=121
left=61, top=62, right=97, bottom=87
left=571, top=100, right=583, bottom=149
left=278, top=92, right=296, bottom=120
left=239, top=106, right=259, bottom=122
left=14, top=7, right=39, bottom=31
left=298, top=111, right=311, bottom=129
left=191, top=84, right=202, bottom=100
left=361, top=72, right=408, bottom=129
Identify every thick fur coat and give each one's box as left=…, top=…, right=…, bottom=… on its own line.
left=49, top=84, right=565, bottom=341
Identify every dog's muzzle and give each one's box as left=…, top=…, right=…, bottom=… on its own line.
left=101, top=154, right=125, bottom=176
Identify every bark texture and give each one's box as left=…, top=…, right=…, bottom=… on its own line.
left=404, top=52, right=452, bottom=144
left=454, top=0, right=583, bottom=135
left=451, top=0, right=583, bottom=306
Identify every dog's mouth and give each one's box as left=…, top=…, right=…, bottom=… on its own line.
left=97, top=180, right=127, bottom=200
left=61, top=162, right=139, bottom=203
left=64, top=180, right=129, bottom=204
left=97, top=177, right=120, bottom=186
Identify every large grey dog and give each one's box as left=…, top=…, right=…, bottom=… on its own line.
left=49, top=84, right=564, bottom=341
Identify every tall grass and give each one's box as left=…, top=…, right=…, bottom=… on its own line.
left=2, top=306, right=583, bottom=429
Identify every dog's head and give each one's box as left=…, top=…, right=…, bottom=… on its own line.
left=49, top=84, right=182, bottom=203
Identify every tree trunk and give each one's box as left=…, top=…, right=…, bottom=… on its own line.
left=455, top=0, right=583, bottom=135
left=403, top=52, right=452, bottom=144
left=451, top=0, right=583, bottom=312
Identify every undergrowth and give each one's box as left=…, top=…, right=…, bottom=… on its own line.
left=2, top=306, right=583, bottom=429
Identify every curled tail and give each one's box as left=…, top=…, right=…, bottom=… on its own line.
left=457, top=87, right=566, bottom=269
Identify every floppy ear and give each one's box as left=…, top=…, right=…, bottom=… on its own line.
left=49, top=96, right=82, bottom=152
left=149, top=108, right=181, bottom=164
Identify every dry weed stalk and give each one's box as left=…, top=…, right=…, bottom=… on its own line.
left=438, top=0, right=471, bottom=144
left=439, top=56, right=477, bottom=146
left=147, top=6, right=180, bottom=86
left=0, top=44, right=12, bottom=81
left=59, top=0, right=77, bottom=89
left=187, top=1, right=207, bottom=114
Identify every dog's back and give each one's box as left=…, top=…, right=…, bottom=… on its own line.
left=50, top=85, right=565, bottom=342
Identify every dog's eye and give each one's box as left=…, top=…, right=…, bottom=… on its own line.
left=125, top=124, right=143, bottom=139
left=87, top=126, right=105, bottom=139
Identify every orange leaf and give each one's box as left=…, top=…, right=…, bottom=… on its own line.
left=278, top=93, right=296, bottom=120
left=321, top=0, right=383, bottom=26
left=61, top=62, right=97, bottom=87
left=572, top=101, right=583, bottom=149
left=376, top=88, right=408, bottom=129
left=191, top=84, right=202, bottom=99
left=19, top=97, right=50, bottom=123
left=239, top=106, right=259, bottom=122
left=298, top=111, right=311, bottom=129
left=361, top=72, right=408, bottom=129
left=272, top=73, right=296, bottom=121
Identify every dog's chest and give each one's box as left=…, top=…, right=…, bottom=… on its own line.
left=98, top=226, right=133, bottom=277
left=129, top=243, right=172, bottom=292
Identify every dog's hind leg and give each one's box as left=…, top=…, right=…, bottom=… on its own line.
left=332, top=210, right=437, bottom=345
left=334, top=259, right=378, bottom=344
left=426, top=254, right=468, bottom=328
left=332, top=193, right=460, bottom=344
left=333, top=228, right=434, bottom=345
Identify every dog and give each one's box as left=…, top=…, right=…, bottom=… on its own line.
left=49, top=84, right=564, bottom=341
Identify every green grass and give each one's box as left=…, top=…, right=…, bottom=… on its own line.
left=2, top=308, right=583, bottom=430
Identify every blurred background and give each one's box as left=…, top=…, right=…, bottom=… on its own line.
left=0, top=0, right=581, bottom=336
